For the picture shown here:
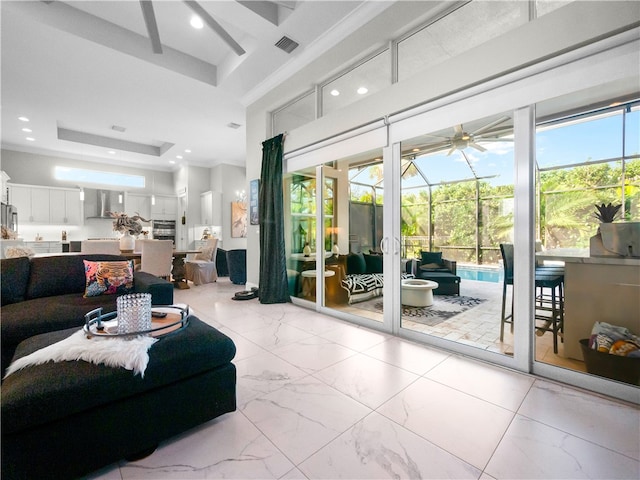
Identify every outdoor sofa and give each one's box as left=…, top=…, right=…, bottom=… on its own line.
left=327, top=252, right=414, bottom=304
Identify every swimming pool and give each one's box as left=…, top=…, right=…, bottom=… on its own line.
left=457, top=265, right=502, bottom=283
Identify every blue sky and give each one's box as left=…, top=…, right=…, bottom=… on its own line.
left=403, top=106, right=638, bottom=189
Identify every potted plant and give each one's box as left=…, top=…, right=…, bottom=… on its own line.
left=109, top=212, right=149, bottom=252
left=590, top=203, right=640, bottom=257
left=594, top=202, right=622, bottom=225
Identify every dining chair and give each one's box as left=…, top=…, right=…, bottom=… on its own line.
left=80, top=240, right=121, bottom=255
left=500, top=243, right=564, bottom=352
left=139, top=240, right=173, bottom=280
left=184, top=238, right=219, bottom=285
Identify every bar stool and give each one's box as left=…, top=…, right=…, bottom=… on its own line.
left=533, top=272, right=564, bottom=353
left=499, top=244, right=565, bottom=352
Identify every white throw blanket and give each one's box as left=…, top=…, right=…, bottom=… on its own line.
left=4, top=327, right=158, bottom=379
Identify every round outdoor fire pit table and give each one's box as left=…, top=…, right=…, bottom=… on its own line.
left=401, top=279, right=439, bottom=307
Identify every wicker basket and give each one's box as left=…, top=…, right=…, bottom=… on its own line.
left=579, top=339, right=640, bottom=385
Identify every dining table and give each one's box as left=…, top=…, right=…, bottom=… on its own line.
left=32, top=248, right=202, bottom=289
left=118, top=249, right=201, bottom=289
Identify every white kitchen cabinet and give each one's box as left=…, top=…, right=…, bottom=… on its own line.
left=200, top=191, right=222, bottom=225
left=24, top=241, right=63, bottom=254
left=151, top=195, right=177, bottom=220
left=127, top=194, right=152, bottom=221
left=1, top=171, right=10, bottom=203
left=49, top=189, right=82, bottom=225
left=10, top=184, right=50, bottom=224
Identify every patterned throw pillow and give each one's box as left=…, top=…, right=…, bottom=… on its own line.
left=83, top=260, right=134, bottom=297
left=4, top=246, right=35, bottom=258
left=195, top=246, right=214, bottom=261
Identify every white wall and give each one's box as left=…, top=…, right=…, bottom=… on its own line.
left=0, top=149, right=249, bottom=247
left=210, top=164, right=248, bottom=251
left=245, top=1, right=640, bottom=287
left=1, top=149, right=179, bottom=241
left=1, top=149, right=175, bottom=194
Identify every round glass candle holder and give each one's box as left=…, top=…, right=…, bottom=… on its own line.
left=117, top=293, right=152, bottom=334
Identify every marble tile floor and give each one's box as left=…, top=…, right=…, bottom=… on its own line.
left=333, top=279, right=586, bottom=371
left=86, top=278, right=639, bottom=480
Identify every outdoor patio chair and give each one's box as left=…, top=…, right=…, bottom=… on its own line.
left=415, top=251, right=460, bottom=295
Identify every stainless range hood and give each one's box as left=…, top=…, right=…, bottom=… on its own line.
left=85, top=189, right=124, bottom=219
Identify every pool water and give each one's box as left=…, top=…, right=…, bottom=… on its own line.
left=457, top=266, right=502, bottom=283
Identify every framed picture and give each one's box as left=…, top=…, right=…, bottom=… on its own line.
left=231, top=202, right=247, bottom=238
left=250, top=179, right=259, bottom=225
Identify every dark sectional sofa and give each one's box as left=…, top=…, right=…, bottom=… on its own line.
left=1, top=254, right=238, bottom=479
left=1, top=254, right=174, bottom=375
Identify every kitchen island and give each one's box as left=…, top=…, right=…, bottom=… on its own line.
left=537, top=249, right=640, bottom=360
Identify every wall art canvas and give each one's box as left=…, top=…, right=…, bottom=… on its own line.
left=231, top=201, right=247, bottom=238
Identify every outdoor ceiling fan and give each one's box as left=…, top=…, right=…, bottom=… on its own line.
left=417, top=116, right=513, bottom=157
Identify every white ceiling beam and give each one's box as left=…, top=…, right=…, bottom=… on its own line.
left=57, top=128, right=174, bottom=157
left=236, top=1, right=279, bottom=26
left=8, top=1, right=217, bottom=86
left=139, top=0, right=163, bottom=54
left=183, top=1, right=246, bottom=56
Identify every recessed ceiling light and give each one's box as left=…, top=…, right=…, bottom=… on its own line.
left=18, top=116, right=29, bottom=122
left=412, top=148, right=420, bottom=152
left=184, top=149, right=191, bottom=153
left=176, top=155, right=183, bottom=159
left=22, top=128, right=32, bottom=133
left=26, top=137, right=35, bottom=141
left=357, top=87, right=368, bottom=95
left=330, top=89, right=340, bottom=96
left=190, top=15, right=204, bottom=29
left=108, top=150, right=116, bottom=155
left=169, top=160, right=176, bottom=164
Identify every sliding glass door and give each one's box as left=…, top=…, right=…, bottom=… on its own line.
left=533, top=90, right=640, bottom=387
left=281, top=38, right=639, bottom=403
left=286, top=150, right=389, bottom=330
left=396, top=111, right=516, bottom=358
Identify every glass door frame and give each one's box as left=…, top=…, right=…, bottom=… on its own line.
left=385, top=121, right=529, bottom=373
left=383, top=34, right=639, bottom=401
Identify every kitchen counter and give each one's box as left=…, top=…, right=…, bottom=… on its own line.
left=23, top=241, right=63, bottom=254
left=540, top=250, right=640, bottom=360
left=537, top=248, right=640, bottom=266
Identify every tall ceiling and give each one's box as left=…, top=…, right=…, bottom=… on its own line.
left=1, top=0, right=394, bottom=171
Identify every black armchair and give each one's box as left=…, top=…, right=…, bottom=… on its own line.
left=415, top=251, right=461, bottom=295
left=226, top=249, right=247, bottom=285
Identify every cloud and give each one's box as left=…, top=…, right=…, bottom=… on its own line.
left=481, top=141, right=513, bottom=155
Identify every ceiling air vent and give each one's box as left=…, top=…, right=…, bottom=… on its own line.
left=227, top=122, right=242, bottom=129
left=275, top=36, right=299, bottom=54
left=111, top=125, right=126, bottom=133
